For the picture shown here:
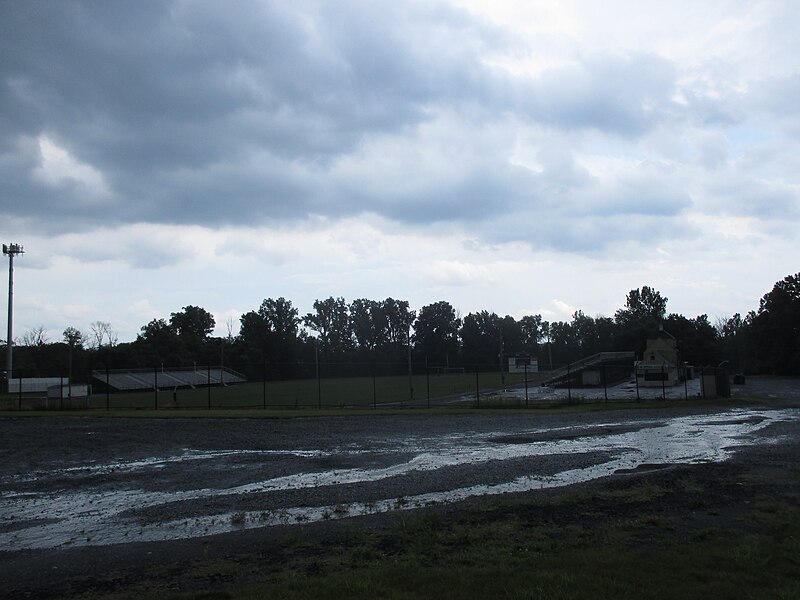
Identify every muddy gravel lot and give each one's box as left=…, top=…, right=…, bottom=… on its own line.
left=0, top=377, right=798, bottom=598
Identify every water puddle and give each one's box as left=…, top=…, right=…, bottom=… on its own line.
left=497, top=377, right=703, bottom=402
left=0, top=408, right=796, bottom=550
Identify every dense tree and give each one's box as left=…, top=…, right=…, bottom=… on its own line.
left=62, top=327, right=85, bottom=384
left=62, top=327, right=85, bottom=349
left=259, top=297, right=300, bottom=345
left=413, top=301, right=461, bottom=365
left=304, top=297, right=353, bottom=356
left=749, top=273, right=800, bottom=374
left=717, top=313, right=750, bottom=372
left=615, top=286, right=668, bottom=327
left=664, top=313, right=719, bottom=366
left=519, top=314, right=544, bottom=355
left=132, top=318, right=182, bottom=366
left=382, top=298, right=415, bottom=348
left=571, top=311, right=598, bottom=355
left=594, top=316, right=617, bottom=353
left=499, top=316, right=523, bottom=356
left=549, top=320, right=578, bottom=365
left=350, top=298, right=384, bottom=352
left=460, top=311, right=502, bottom=367
left=169, top=305, right=215, bottom=341
left=138, top=318, right=174, bottom=346
left=238, top=311, right=270, bottom=349
left=614, top=286, right=669, bottom=355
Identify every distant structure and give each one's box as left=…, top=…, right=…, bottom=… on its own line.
left=508, top=355, right=538, bottom=374
left=3, top=243, right=23, bottom=390
left=635, top=327, right=680, bottom=387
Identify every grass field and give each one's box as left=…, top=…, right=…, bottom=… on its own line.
left=1, top=370, right=548, bottom=411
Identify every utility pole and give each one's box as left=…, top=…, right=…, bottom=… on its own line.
left=3, top=243, right=23, bottom=391
left=407, top=323, right=414, bottom=403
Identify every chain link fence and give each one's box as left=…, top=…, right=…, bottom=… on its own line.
left=0, top=358, right=729, bottom=411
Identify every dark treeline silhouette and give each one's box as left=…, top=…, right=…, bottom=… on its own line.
left=9, top=273, right=800, bottom=383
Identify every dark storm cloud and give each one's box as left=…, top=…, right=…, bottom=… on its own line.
left=0, top=1, right=517, bottom=226
left=0, top=0, right=704, bottom=250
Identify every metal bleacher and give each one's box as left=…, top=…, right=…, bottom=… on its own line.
left=92, top=367, right=247, bottom=392
left=541, top=351, right=635, bottom=388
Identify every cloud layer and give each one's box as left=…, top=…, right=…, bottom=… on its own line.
left=1, top=1, right=799, bottom=339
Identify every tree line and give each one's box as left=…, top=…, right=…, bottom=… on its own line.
left=9, top=272, right=800, bottom=383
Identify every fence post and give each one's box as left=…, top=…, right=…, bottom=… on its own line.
left=154, top=366, right=158, bottom=410
left=262, top=359, right=267, bottom=410
left=17, top=369, right=22, bottom=411
left=372, top=362, right=377, bottom=410
left=106, top=365, right=110, bottom=411
left=567, top=363, right=572, bottom=405
left=207, top=364, right=211, bottom=409
left=635, top=365, right=640, bottom=402
left=316, top=359, right=321, bottom=410
left=684, top=365, right=688, bottom=400
left=661, top=365, right=666, bottom=400
left=603, top=364, right=608, bottom=403
left=475, top=365, right=480, bottom=408
left=60, top=374, right=63, bottom=411
left=425, top=357, right=430, bottom=409
left=524, top=363, right=529, bottom=408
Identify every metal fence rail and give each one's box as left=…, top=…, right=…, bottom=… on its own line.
left=0, top=360, right=730, bottom=411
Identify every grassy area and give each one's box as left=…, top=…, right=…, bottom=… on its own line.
left=79, top=462, right=799, bottom=600
left=0, top=371, right=547, bottom=412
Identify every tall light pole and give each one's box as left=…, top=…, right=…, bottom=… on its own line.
left=4, top=243, right=24, bottom=389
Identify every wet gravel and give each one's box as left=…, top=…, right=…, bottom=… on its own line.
left=123, top=450, right=616, bottom=524
left=0, top=376, right=798, bottom=598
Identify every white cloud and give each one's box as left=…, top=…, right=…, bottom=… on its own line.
left=32, top=135, right=112, bottom=201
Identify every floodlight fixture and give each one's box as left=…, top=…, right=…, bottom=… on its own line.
left=4, top=243, right=24, bottom=389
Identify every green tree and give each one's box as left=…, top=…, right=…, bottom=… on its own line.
left=134, top=318, right=184, bottom=366
left=238, top=311, right=270, bottom=349
left=549, top=320, right=578, bottom=365
left=258, top=297, right=300, bottom=345
left=169, top=305, right=215, bottom=340
left=615, top=286, right=668, bottom=327
left=614, top=286, right=669, bottom=355
left=62, top=326, right=85, bottom=349
left=717, top=313, right=748, bottom=372
left=413, top=301, right=461, bottom=365
left=381, top=298, right=415, bottom=348
left=303, top=297, right=353, bottom=357
left=460, top=311, right=502, bottom=367
left=63, top=327, right=85, bottom=384
left=519, top=314, right=544, bottom=355
left=571, top=311, right=598, bottom=355
left=664, top=313, right=719, bottom=366
left=138, top=319, right=175, bottom=346
left=350, top=298, right=384, bottom=351
left=749, top=273, right=800, bottom=374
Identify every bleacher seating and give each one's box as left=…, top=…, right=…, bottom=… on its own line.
left=92, top=367, right=247, bottom=392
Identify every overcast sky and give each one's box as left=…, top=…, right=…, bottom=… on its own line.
left=1, top=0, right=798, bottom=343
